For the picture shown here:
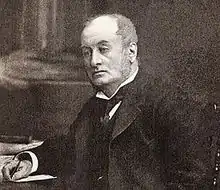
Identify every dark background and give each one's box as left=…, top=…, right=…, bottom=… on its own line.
left=0, top=0, right=219, bottom=139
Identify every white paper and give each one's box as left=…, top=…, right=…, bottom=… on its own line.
left=14, top=174, right=57, bottom=182
left=0, top=140, right=44, bottom=155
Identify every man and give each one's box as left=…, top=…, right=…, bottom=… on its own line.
left=1, top=14, right=214, bottom=189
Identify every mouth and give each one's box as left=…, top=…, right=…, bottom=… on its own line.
left=92, top=70, right=106, bottom=76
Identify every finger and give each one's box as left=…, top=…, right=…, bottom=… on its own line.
left=2, top=166, right=12, bottom=181
left=2, top=160, right=20, bottom=181
left=11, top=170, right=26, bottom=181
left=11, top=160, right=32, bottom=181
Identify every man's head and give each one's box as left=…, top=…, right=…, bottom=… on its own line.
left=81, top=14, right=138, bottom=96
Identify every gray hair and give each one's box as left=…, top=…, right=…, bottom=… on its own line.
left=83, top=14, right=138, bottom=46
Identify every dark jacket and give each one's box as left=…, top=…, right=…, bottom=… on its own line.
left=34, top=69, right=215, bottom=189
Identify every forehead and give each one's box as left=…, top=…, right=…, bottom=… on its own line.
left=81, top=16, right=121, bottom=46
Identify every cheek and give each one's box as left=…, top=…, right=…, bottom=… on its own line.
left=108, top=64, right=124, bottom=79
left=110, top=56, right=126, bottom=71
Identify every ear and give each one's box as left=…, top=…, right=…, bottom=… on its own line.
left=128, top=42, right=137, bottom=63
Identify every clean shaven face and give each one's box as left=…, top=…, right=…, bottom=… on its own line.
left=81, top=16, right=131, bottom=90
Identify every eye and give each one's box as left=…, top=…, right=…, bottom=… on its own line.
left=99, top=46, right=109, bottom=54
left=82, top=48, right=92, bottom=58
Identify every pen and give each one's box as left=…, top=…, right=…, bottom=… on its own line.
left=10, top=160, right=21, bottom=179
left=0, top=135, right=32, bottom=144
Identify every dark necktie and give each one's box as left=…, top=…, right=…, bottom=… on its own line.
left=100, top=89, right=125, bottom=126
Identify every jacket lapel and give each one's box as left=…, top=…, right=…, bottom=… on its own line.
left=112, top=69, right=147, bottom=140
left=112, top=97, right=142, bottom=140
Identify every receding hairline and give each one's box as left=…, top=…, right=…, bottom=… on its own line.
left=82, top=14, right=138, bottom=44
left=83, top=14, right=118, bottom=29
left=82, top=15, right=119, bottom=36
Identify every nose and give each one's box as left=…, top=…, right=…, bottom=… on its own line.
left=90, top=50, right=101, bottom=67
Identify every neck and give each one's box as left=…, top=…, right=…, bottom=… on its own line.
left=101, top=61, right=138, bottom=97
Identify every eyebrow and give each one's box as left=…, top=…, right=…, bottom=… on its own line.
left=97, top=40, right=110, bottom=46
left=80, top=40, right=110, bottom=49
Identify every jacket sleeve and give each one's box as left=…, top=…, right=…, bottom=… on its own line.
left=30, top=109, right=85, bottom=176
left=31, top=131, right=75, bottom=176
left=30, top=97, right=94, bottom=177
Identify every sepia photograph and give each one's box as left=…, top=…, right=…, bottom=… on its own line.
left=0, top=0, right=219, bottom=189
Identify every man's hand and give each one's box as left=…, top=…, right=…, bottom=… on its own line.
left=2, top=159, right=32, bottom=181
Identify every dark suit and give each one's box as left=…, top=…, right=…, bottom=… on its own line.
left=34, top=68, right=214, bottom=189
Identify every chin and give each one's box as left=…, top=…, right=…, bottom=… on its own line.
left=92, top=80, right=107, bottom=87
left=91, top=78, right=112, bottom=87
